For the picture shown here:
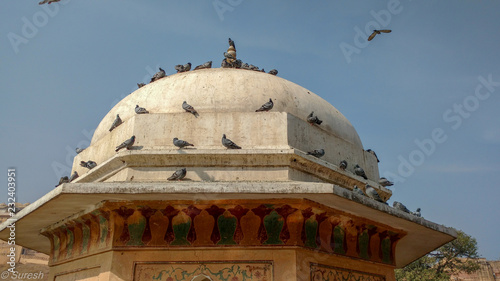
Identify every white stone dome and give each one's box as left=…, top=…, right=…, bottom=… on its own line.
left=91, top=68, right=362, bottom=148
left=73, top=67, right=385, bottom=199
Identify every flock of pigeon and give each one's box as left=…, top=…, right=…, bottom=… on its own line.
left=56, top=36, right=419, bottom=217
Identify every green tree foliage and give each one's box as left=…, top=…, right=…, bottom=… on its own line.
left=395, top=230, right=480, bottom=281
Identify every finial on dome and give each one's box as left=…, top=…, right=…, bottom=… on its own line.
left=227, top=38, right=236, bottom=59
left=222, top=38, right=241, bottom=68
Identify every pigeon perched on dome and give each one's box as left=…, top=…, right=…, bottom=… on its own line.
left=150, top=67, right=166, bottom=82
left=366, top=149, right=380, bottom=162
left=379, top=177, right=394, bottom=187
left=307, top=111, right=323, bottom=125
left=135, top=105, right=149, bottom=114
left=255, top=98, right=274, bottom=112
left=115, top=136, right=136, bottom=152
left=339, top=160, right=348, bottom=171
left=228, top=37, right=236, bottom=49
left=173, top=138, right=194, bottom=149
left=175, top=63, right=191, bottom=73
left=307, top=149, right=325, bottom=158
left=69, top=171, right=79, bottom=182
left=393, top=201, right=411, bottom=213
left=167, top=168, right=187, bottom=181
left=109, top=114, right=123, bottom=132
left=222, top=134, right=241, bottom=149
left=354, top=164, right=368, bottom=180
left=353, top=185, right=365, bottom=196
left=412, top=208, right=422, bottom=217
left=56, top=176, right=69, bottom=187
left=182, top=101, right=199, bottom=117
left=365, top=185, right=386, bottom=204
left=194, top=61, right=212, bottom=70
left=80, top=160, right=97, bottom=170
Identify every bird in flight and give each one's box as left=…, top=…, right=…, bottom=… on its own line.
left=368, top=29, right=392, bottom=41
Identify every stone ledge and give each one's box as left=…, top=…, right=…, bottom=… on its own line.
left=0, top=181, right=455, bottom=268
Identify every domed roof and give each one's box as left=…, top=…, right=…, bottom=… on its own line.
left=92, top=68, right=362, bottom=148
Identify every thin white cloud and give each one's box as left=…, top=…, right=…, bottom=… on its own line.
left=482, top=126, right=500, bottom=144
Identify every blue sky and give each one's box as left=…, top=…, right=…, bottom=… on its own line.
left=1, top=1, right=499, bottom=260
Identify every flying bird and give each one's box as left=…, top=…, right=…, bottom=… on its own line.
left=268, top=69, right=278, bottom=76
left=307, top=149, right=325, bottom=158
left=39, top=0, right=60, bottom=4
left=69, top=171, right=79, bottom=182
left=354, top=164, right=368, bottom=179
left=182, top=101, right=199, bottom=117
left=365, top=185, right=386, bottom=204
left=75, top=147, right=85, bottom=154
left=393, top=201, right=411, bottom=213
left=167, top=168, right=187, bottom=181
left=150, top=67, right=166, bottom=82
left=368, top=29, right=392, bottom=41
left=175, top=63, right=191, bottom=73
left=379, top=177, right=394, bottom=187
left=137, top=83, right=146, bottom=88
left=173, top=138, right=194, bottom=149
left=80, top=160, right=97, bottom=170
left=135, top=105, right=149, bottom=114
left=109, top=114, right=123, bottom=132
left=255, top=98, right=274, bottom=112
left=352, top=185, right=365, bottom=196
left=56, top=176, right=69, bottom=187
left=339, top=160, right=348, bottom=171
left=194, top=61, right=212, bottom=70
left=307, top=111, right=323, bottom=125
left=366, top=149, right=380, bottom=162
left=115, top=136, right=136, bottom=152
left=222, top=134, right=241, bottom=149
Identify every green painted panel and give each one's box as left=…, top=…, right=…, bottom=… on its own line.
left=359, top=230, right=370, bottom=260
left=217, top=213, right=237, bottom=245
left=333, top=226, right=345, bottom=254
left=381, top=237, right=392, bottom=264
left=81, top=223, right=90, bottom=254
left=305, top=216, right=318, bottom=248
left=127, top=216, right=146, bottom=246
left=65, top=227, right=74, bottom=258
left=171, top=221, right=191, bottom=246
left=98, top=215, right=108, bottom=245
left=263, top=210, right=284, bottom=245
